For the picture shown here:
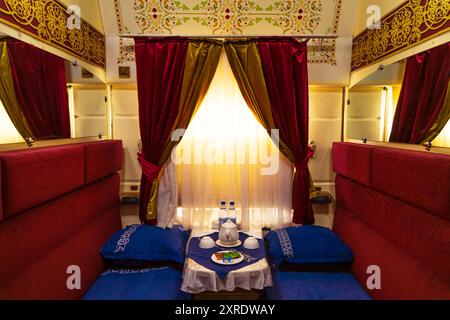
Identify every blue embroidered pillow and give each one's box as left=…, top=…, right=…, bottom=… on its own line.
left=265, top=225, right=354, bottom=270
left=100, top=224, right=190, bottom=266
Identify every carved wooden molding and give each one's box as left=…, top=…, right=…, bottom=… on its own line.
left=352, top=0, right=449, bottom=71
left=0, top=0, right=105, bottom=68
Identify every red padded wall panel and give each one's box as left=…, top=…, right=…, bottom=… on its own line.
left=332, top=142, right=450, bottom=299
left=0, top=174, right=120, bottom=285
left=0, top=145, right=85, bottom=218
left=345, top=181, right=450, bottom=280
left=332, top=142, right=372, bottom=186
left=84, top=140, right=123, bottom=185
left=0, top=140, right=123, bottom=299
left=371, top=147, right=450, bottom=220
left=333, top=208, right=450, bottom=300
left=0, top=207, right=121, bottom=300
left=335, top=175, right=358, bottom=213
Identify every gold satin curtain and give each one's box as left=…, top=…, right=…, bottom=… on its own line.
left=224, top=42, right=276, bottom=139
left=159, top=40, right=222, bottom=164
left=224, top=41, right=316, bottom=196
left=146, top=40, right=222, bottom=220
left=0, top=40, right=33, bottom=139
left=420, top=82, right=450, bottom=144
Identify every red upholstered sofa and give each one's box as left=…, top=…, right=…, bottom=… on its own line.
left=0, top=140, right=123, bottom=299
left=332, top=142, right=450, bottom=300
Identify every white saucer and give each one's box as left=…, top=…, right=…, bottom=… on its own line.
left=211, top=251, right=244, bottom=265
left=215, top=239, right=242, bottom=248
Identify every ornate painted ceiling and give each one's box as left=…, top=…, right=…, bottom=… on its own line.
left=113, top=0, right=344, bottom=65
left=99, top=0, right=357, bottom=84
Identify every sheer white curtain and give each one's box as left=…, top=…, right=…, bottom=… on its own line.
left=0, top=100, right=23, bottom=144
left=432, top=120, right=450, bottom=147
left=158, top=51, right=293, bottom=232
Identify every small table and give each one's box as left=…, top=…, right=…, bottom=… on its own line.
left=181, top=230, right=272, bottom=299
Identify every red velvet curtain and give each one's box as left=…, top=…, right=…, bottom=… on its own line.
left=257, top=38, right=314, bottom=224
left=389, top=42, right=450, bottom=144
left=7, top=40, right=70, bottom=139
left=135, top=37, right=189, bottom=223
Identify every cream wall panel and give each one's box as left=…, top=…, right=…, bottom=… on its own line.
left=74, top=89, right=107, bottom=115
left=347, top=120, right=380, bottom=141
left=308, top=88, right=343, bottom=183
left=384, top=86, right=402, bottom=139
left=112, top=88, right=139, bottom=116
left=113, top=118, right=140, bottom=182
left=309, top=90, right=342, bottom=118
left=111, top=88, right=141, bottom=186
left=309, top=119, right=342, bottom=182
left=347, top=88, right=383, bottom=141
left=392, top=86, right=401, bottom=109
left=73, top=87, right=108, bottom=137
left=347, top=91, right=383, bottom=118
left=74, top=118, right=108, bottom=138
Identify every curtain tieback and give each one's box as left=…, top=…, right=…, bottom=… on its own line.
left=137, top=153, right=162, bottom=182
left=294, top=148, right=315, bottom=171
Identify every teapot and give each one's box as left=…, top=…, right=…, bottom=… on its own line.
left=218, top=220, right=239, bottom=244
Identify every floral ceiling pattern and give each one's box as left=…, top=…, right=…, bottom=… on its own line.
left=115, top=0, right=343, bottom=65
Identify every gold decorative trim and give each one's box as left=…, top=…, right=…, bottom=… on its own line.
left=352, top=0, right=450, bottom=71
left=0, top=0, right=105, bottom=68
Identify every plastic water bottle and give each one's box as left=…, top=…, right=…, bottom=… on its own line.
left=228, top=201, right=237, bottom=224
left=219, top=201, right=227, bottom=229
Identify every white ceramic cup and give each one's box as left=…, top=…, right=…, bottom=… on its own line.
left=243, top=236, right=259, bottom=250
left=199, top=236, right=215, bottom=249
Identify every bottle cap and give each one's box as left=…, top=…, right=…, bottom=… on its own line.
left=230, top=201, right=235, bottom=206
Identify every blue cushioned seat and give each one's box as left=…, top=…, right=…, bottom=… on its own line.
left=267, top=272, right=371, bottom=300
left=83, top=267, right=191, bottom=300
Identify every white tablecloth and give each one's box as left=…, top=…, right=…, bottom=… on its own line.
left=181, top=230, right=273, bottom=293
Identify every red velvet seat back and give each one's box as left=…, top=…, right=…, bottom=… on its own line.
left=0, top=145, right=85, bottom=219
left=0, top=140, right=123, bottom=299
left=371, top=147, right=450, bottom=220
left=332, top=142, right=450, bottom=300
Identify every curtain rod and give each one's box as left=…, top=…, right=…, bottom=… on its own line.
left=119, top=34, right=339, bottom=40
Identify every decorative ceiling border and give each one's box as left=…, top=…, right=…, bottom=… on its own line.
left=351, top=0, right=450, bottom=72
left=0, top=0, right=105, bottom=68
left=116, top=0, right=135, bottom=64
left=308, top=0, right=342, bottom=65
left=116, top=0, right=343, bottom=66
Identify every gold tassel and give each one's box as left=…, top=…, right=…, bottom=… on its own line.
left=146, top=179, right=159, bottom=220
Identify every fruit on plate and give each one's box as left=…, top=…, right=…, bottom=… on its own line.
left=214, top=251, right=242, bottom=262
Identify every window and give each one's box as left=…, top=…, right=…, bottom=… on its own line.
left=170, top=51, right=293, bottom=231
